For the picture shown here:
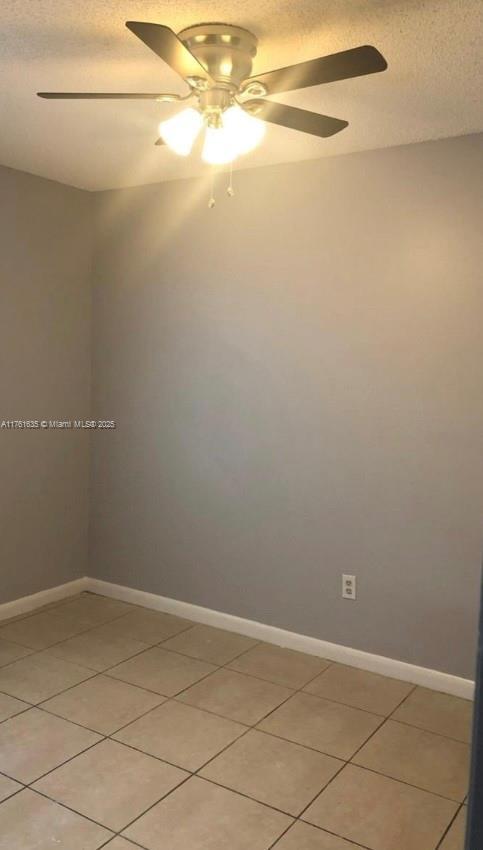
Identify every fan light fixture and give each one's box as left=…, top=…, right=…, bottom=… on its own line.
left=158, top=104, right=265, bottom=164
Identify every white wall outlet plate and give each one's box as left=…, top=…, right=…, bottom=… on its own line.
left=342, top=574, right=357, bottom=600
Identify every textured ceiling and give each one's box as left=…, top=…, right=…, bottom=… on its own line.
left=0, top=0, right=482, bottom=190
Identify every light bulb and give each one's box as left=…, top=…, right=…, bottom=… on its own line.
left=158, top=108, right=203, bottom=156
left=202, top=125, right=239, bottom=165
left=222, top=106, right=266, bottom=155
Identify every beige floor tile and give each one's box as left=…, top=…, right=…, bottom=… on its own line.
left=273, top=821, right=361, bottom=849
left=0, top=707, right=100, bottom=783
left=392, top=687, right=473, bottom=742
left=439, top=807, right=467, bottom=850
left=0, top=691, right=30, bottom=722
left=42, top=674, right=164, bottom=734
left=46, top=630, right=149, bottom=672
left=104, top=840, right=140, bottom=850
left=304, top=664, right=414, bottom=716
left=114, top=699, right=246, bottom=771
left=229, top=644, right=330, bottom=689
left=353, top=719, right=470, bottom=801
left=0, top=651, right=93, bottom=703
left=92, top=608, right=193, bottom=644
left=108, top=647, right=216, bottom=696
left=178, top=669, right=293, bottom=725
left=53, top=596, right=133, bottom=628
left=0, top=611, right=88, bottom=650
left=258, top=692, right=382, bottom=759
left=0, top=788, right=112, bottom=849
left=0, top=775, right=22, bottom=803
left=0, top=614, right=26, bottom=626
left=162, top=625, right=258, bottom=665
left=123, top=775, right=293, bottom=850
left=0, top=638, right=33, bottom=667
left=34, top=739, right=187, bottom=832
left=302, top=764, right=458, bottom=850
left=0, top=596, right=86, bottom=627
left=40, top=593, right=86, bottom=610
left=200, top=729, right=343, bottom=815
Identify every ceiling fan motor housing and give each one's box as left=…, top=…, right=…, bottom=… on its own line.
left=178, top=23, right=258, bottom=90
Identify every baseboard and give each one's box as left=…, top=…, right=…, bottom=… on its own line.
left=0, top=577, right=89, bottom=623
left=86, top=577, right=475, bottom=701
left=1, top=575, right=473, bottom=700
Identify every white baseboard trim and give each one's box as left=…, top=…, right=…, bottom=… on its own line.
left=0, top=577, right=89, bottom=623
left=86, top=577, right=475, bottom=701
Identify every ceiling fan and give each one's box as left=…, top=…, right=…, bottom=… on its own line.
left=38, top=21, right=388, bottom=166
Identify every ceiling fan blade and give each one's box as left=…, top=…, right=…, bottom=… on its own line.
left=245, top=45, right=387, bottom=95
left=246, top=100, right=348, bottom=138
left=126, top=22, right=214, bottom=85
left=37, top=92, right=174, bottom=99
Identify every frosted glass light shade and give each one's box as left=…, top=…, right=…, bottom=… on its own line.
left=158, top=108, right=203, bottom=156
left=222, top=106, right=266, bottom=154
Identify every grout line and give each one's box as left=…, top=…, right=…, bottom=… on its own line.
left=386, top=683, right=418, bottom=718
left=266, top=821, right=297, bottom=850
left=0, top=786, right=25, bottom=805
left=103, top=736, right=196, bottom=775
left=24, top=736, right=105, bottom=787
left=289, top=757, right=348, bottom=819
left=151, top=638, right=264, bottom=667
left=110, top=771, right=194, bottom=838
left=344, top=761, right=466, bottom=804
left=0, top=701, right=35, bottom=725
left=194, top=772, right=297, bottom=817
left=43, top=641, right=156, bottom=675
left=382, top=715, right=472, bottom=746
left=26, top=785, right=118, bottom=835
left=99, top=835, right=150, bottom=850
left=253, top=725, right=372, bottom=762
left=435, top=802, right=466, bottom=849
left=270, top=819, right=374, bottom=850
left=41, top=692, right=167, bottom=739
left=0, top=640, right=37, bottom=656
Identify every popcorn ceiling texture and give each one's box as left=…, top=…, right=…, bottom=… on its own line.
left=0, top=0, right=482, bottom=189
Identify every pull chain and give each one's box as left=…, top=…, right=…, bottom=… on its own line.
left=227, top=162, right=234, bottom=197
left=208, top=168, right=216, bottom=208
left=208, top=165, right=236, bottom=207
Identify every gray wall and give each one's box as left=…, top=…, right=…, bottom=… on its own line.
left=0, top=166, right=93, bottom=603
left=96, top=135, right=483, bottom=677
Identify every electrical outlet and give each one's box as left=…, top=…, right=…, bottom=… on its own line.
left=342, top=574, right=357, bottom=600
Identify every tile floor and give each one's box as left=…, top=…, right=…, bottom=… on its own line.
left=0, top=592, right=473, bottom=850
